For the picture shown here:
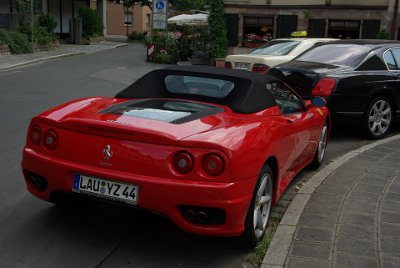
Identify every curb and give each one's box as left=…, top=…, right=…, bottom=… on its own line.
left=261, top=133, right=400, bottom=268
left=0, top=43, right=127, bottom=71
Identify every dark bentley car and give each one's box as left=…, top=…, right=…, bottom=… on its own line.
left=270, top=39, right=400, bottom=139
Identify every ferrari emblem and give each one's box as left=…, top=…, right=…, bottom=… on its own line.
left=102, top=145, right=113, bottom=160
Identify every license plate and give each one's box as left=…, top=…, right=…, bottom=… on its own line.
left=72, top=174, right=138, bottom=205
left=235, top=62, right=250, bottom=70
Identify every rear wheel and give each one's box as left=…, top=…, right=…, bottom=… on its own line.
left=239, top=165, right=273, bottom=248
left=310, top=119, right=328, bottom=169
left=363, top=96, right=393, bottom=139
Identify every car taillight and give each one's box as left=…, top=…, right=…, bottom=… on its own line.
left=173, top=151, right=194, bottom=174
left=225, top=61, right=232, bottom=69
left=311, top=78, right=336, bottom=97
left=202, top=154, right=225, bottom=176
left=29, top=124, right=42, bottom=146
left=252, top=64, right=269, bottom=74
left=43, top=130, right=58, bottom=150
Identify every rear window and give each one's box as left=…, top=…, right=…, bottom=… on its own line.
left=165, top=75, right=234, bottom=98
left=249, top=40, right=300, bottom=56
left=296, top=44, right=371, bottom=67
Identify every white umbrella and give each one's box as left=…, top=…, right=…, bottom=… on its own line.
left=168, top=14, right=208, bottom=25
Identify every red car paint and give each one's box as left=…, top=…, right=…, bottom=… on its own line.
left=22, top=94, right=328, bottom=237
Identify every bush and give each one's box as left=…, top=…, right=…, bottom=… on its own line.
left=154, top=51, right=175, bottom=64
left=128, top=31, right=146, bottom=41
left=78, top=7, right=103, bottom=38
left=34, top=25, right=57, bottom=45
left=38, top=13, right=57, bottom=33
left=208, top=0, right=228, bottom=59
left=376, top=29, right=390, bottom=40
left=0, top=28, right=32, bottom=54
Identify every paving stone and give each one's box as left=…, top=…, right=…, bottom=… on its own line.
left=340, top=212, right=376, bottom=227
left=333, top=254, right=378, bottom=268
left=347, top=190, right=381, bottom=203
left=329, top=167, right=365, bottom=181
left=380, top=222, right=400, bottom=239
left=286, top=257, right=329, bottom=268
left=353, top=182, right=385, bottom=195
left=359, top=173, right=392, bottom=185
left=367, top=167, right=397, bottom=177
left=380, top=237, right=400, bottom=258
left=335, top=238, right=378, bottom=257
left=309, top=192, right=345, bottom=205
left=316, top=183, right=350, bottom=195
left=381, top=200, right=400, bottom=214
left=342, top=159, right=376, bottom=171
left=354, top=154, right=382, bottom=162
left=294, top=227, right=334, bottom=243
left=381, top=253, right=400, bottom=268
left=342, top=200, right=377, bottom=215
left=387, top=183, right=400, bottom=194
left=304, top=202, right=341, bottom=216
left=384, top=192, right=400, bottom=203
left=298, top=213, right=337, bottom=229
left=323, top=176, right=355, bottom=187
left=289, top=240, right=331, bottom=260
left=380, top=211, right=400, bottom=225
left=337, top=224, right=377, bottom=241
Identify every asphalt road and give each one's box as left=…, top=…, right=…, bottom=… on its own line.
left=0, top=43, right=399, bottom=268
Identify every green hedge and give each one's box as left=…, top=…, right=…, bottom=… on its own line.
left=0, top=28, right=32, bottom=54
left=79, top=7, right=103, bottom=38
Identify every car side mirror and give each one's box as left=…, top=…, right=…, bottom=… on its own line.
left=311, top=97, right=327, bottom=107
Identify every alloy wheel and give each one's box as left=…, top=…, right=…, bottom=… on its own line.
left=253, top=173, right=272, bottom=239
left=368, top=99, right=392, bottom=137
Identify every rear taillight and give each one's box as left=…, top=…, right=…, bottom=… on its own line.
left=225, top=61, right=232, bottom=69
left=43, top=130, right=58, bottom=150
left=173, top=151, right=194, bottom=174
left=29, top=124, right=42, bottom=146
left=252, top=64, right=269, bottom=74
left=311, top=78, right=336, bottom=97
left=202, top=154, right=225, bottom=176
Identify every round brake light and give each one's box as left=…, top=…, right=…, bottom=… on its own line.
left=173, top=151, right=194, bottom=174
left=203, top=154, right=225, bottom=176
left=43, top=130, right=58, bottom=150
left=29, top=124, right=42, bottom=146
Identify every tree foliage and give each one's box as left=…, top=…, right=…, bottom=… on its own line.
left=208, top=0, right=227, bottom=59
left=111, top=0, right=206, bottom=10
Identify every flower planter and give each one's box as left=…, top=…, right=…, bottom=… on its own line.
left=0, top=44, right=10, bottom=56
left=33, top=40, right=60, bottom=52
left=215, top=58, right=226, bottom=68
left=85, top=36, right=105, bottom=45
left=243, top=41, right=265, bottom=48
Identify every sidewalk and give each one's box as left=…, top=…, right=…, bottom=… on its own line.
left=263, top=134, right=400, bottom=268
left=0, top=40, right=127, bottom=71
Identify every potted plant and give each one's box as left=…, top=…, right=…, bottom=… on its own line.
left=208, top=0, right=228, bottom=67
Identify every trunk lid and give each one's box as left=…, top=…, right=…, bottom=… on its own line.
left=270, top=61, right=348, bottom=98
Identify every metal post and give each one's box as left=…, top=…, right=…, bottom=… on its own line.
left=392, top=0, right=399, bottom=40
left=31, top=0, right=34, bottom=52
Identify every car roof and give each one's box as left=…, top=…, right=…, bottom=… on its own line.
left=317, top=39, right=400, bottom=48
left=116, top=65, right=281, bottom=114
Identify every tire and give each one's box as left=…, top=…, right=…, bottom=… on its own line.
left=362, top=96, right=393, bottom=139
left=309, top=119, right=329, bottom=169
left=239, top=165, right=274, bottom=248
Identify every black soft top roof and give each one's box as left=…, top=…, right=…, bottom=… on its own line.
left=116, top=65, right=279, bottom=114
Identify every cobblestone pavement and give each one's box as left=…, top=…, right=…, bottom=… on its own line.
left=263, top=135, right=400, bottom=268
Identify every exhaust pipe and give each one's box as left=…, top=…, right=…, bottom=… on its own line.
left=183, top=209, right=196, bottom=221
left=196, top=211, right=209, bottom=223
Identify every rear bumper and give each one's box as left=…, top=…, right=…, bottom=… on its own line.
left=21, top=147, right=256, bottom=237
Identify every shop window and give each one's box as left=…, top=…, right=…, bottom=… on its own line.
left=243, top=16, right=274, bottom=45
left=328, top=20, right=360, bottom=39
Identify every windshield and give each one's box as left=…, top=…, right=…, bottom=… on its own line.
left=250, top=40, right=300, bottom=56
left=296, top=44, right=372, bottom=67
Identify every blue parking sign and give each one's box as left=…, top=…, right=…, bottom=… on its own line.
left=155, top=1, right=165, bottom=10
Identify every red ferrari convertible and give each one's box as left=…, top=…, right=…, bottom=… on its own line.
left=22, top=66, right=329, bottom=247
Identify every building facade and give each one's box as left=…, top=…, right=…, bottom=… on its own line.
left=0, top=0, right=106, bottom=40
left=224, top=0, right=398, bottom=46
left=106, top=2, right=151, bottom=36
